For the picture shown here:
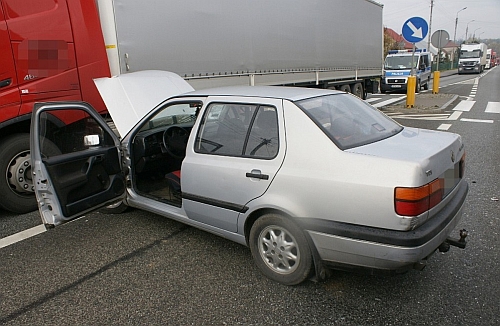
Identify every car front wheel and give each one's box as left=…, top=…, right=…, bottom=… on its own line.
left=249, top=214, right=313, bottom=285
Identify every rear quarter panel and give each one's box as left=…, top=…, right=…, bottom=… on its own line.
left=249, top=100, right=423, bottom=231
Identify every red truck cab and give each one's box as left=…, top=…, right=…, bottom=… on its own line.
left=0, top=0, right=110, bottom=213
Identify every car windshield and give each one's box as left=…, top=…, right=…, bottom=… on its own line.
left=384, top=55, right=416, bottom=70
left=460, top=50, right=480, bottom=58
left=295, top=93, right=403, bottom=150
left=139, top=103, right=198, bottom=132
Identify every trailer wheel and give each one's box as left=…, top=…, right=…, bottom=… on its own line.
left=339, top=84, right=351, bottom=93
left=0, top=134, right=60, bottom=213
left=351, top=83, right=364, bottom=98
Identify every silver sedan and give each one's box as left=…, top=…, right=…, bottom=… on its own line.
left=31, top=71, right=468, bottom=285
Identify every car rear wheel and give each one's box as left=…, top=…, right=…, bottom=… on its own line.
left=249, top=214, right=313, bottom=285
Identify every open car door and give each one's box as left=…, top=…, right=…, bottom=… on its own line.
left=30, top=102, right=125, bottom=226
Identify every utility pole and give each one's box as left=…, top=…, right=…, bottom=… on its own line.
left=427, top=0, right=434, bottom=51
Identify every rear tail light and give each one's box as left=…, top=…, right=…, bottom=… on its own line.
left=395, top=153, right=465, bottom=217
left=395, top=179, right=445, bottom=216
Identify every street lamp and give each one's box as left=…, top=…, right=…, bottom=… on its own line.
left=453, top=7, right=467, bottom=44
left=465, top=20, right=475, bottom=42
left=473, top=27, right=481, bottom=40
left=452, top=7, right=466, bottom=68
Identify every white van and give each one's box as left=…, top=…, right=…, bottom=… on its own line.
left=381, top=49, right=432, bottom=93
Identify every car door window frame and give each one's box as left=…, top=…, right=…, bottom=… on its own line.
left=194, top=102, right=279, bottom=160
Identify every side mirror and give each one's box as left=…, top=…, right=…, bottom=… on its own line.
left=84, top=134, right=100, bottom=147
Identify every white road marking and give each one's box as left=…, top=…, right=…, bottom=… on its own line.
left=390, top=114, right=450, bottom=120
left=448, top=111, right=463, bottom=120
left=437, top=124, right=452, bottom=130
left=460, top=118, right=494, bottom=123
left=453, top=101, right=475, bottom=112
left=485, top=102, right=500, bottom=114
left=372, top=96, right=407, bottom=108
left=365, top=98, right=380, bottom=103
left=0, top=224, right=47, bottom=249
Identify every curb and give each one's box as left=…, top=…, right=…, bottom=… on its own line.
left=440, top=94, right=459, bottom=110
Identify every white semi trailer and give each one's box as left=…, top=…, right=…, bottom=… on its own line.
left=97, top=0, right=384, bottom=98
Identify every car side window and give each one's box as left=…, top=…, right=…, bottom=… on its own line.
left=244, top=107, right=279, bottom=158
left=195, top=103, right=278, bottom=159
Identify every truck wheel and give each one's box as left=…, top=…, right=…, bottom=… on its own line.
left=249, top=214, right=313, bottom=285
left=339, top=84, right=351, bottom=93
left=0, top=134, right=60, bottom=213
left=415, top=80, right=420, bottom=93
left=351, top=83, right=364, bottom=98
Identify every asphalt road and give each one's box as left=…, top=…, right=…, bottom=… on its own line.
left=1, top=69, right=499, bottom=325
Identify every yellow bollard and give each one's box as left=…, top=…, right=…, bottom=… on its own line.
left=432, top=71, right=440, bottom=94
left=406, top=76, right=416, bottom=108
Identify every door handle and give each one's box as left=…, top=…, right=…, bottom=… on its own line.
left=246, top=170, right=269, bottom=180
left=0, top=78, right=12, bottom=88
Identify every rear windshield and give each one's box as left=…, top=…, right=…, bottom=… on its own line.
left=295, top=93, right=403, bottom=150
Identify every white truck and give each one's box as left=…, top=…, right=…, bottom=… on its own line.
left=458, top=43, right=488, bottom=74
left=0, top=0, right=384, bottom=213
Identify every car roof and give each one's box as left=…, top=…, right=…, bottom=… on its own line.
left=180, top=85, right=343, bottom=102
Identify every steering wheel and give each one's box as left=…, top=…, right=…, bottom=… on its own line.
left=163, top=126, right=189, bottom=159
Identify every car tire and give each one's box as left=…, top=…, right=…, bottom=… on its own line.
left=99, top=200, right=129, bottom=214
left=249, top=213, right=313, bottom=285
left=415, top=79, right=420, bottom=93
left=0, top=134, right=60, bottom=213
left=423, top=79, right=429, bottom=90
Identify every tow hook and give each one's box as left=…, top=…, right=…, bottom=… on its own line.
left=439, top=229, right=468, bottom=252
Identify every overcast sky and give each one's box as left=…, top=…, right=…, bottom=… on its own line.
left=378, top=0, right=500, bottom=41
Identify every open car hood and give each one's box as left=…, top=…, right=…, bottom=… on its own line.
left=94, top=70, right=194, bottom=137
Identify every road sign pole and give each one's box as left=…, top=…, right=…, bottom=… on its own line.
left=431, top=30, right=450, bottom=95
left=411, top=44, right=416, bottom=76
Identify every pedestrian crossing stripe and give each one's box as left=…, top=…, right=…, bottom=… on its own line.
left=453, top=101, right=475, bottom=112
left=485, top=102, right=500, bottom=114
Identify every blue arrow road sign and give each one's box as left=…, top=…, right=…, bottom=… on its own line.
left=402, top=17, right=428, bottom=43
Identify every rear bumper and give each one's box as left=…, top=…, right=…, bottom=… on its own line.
left=300, top=179, right=468, bottom=271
